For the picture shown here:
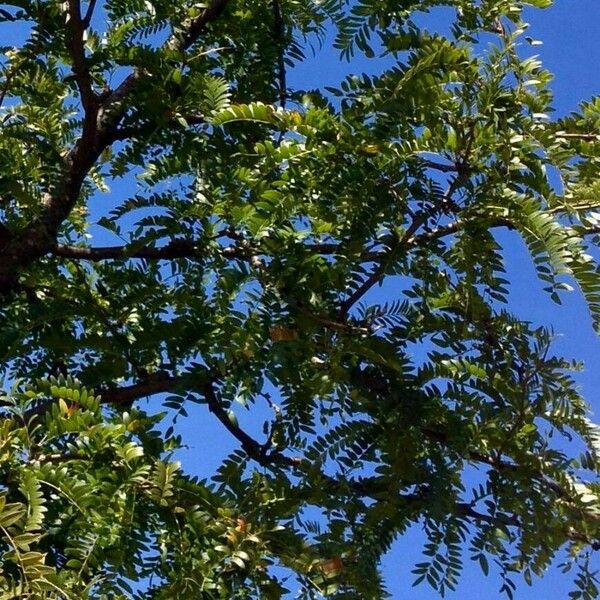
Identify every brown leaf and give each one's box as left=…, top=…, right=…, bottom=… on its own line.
left=269, top=326, right=298, bottom=342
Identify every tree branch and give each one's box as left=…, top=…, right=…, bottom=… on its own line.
left=98, top=372, right=181, bottom=406
left=22, top=364, right=593, bottom=525
left=107, top=113, right=206, bottom=143
left=27, top=370, right=595, bottom=548
left=406, top=215, right=515, bottom=247
left=338, top=172, right=467, bottom=317
left=66, top=0, right=98, bottom=115
left=556, top=132, right=600, bottom=141
left=202, top=379, right=388, bottom=497
left=421, top=425, right=598, bottom=515
left=421, top=159, right=458, bottom=173
left=338, top=207, right=430, bottom=316
left=294, top=304, right=370, bottom=335
left=0, top=1, right=233, bottom=297
left=169, top=0, right=232, bottom=52
left=203, top=380, right=280, bottom=464
left=351, top=367, right=600, bottom=529
left=82, top=0, right=97, bottom=28
left=337, top=208, right=519, bottom=316
left=272, top=0, right=287, bottom=109
left=202, top=380, right=600, bottom=547
left=52, top=240, right=242, bottom=261
left=0, top=64, right=17, bottom=111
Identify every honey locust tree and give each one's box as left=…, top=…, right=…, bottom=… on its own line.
left=0, top=0, right=599, bottom=597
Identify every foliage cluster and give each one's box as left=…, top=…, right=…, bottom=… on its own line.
left=0, top=0, right=599, bottom=597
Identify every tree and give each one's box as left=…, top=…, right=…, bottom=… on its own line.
left=0, top=0, right=599, bottom=597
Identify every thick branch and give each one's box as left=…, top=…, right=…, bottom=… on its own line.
left=202, top=380, right=385, bottom=498
left=98, top=372, right=180, bottom=406
left=52, top=240, right=242, bottom=262
left=0, top=1, right=233, bottom=296
left=52, top=240, right=383, bottom=263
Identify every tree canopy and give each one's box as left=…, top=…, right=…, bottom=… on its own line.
left=0, top=0, right=599, bottom=597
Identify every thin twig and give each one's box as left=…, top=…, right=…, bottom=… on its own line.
left=66, top=0, right=98, bottom=114
left=272, top=0, right=287, bottom=109
left=82, top=0, right=97, bottom=27
left=337, top=208, right=429, bottom=316
left=556, top=132, right=599, bottom=141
